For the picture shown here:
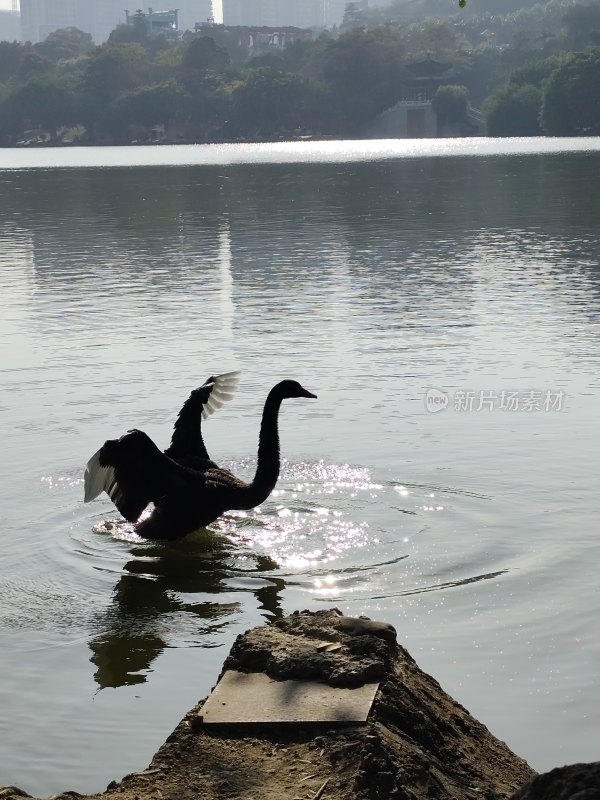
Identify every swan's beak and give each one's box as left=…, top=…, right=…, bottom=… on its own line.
left=300, top=388, right=317, bottom=399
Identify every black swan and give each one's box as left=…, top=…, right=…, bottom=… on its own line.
left=85, top=370, right=241, bottom=501
left=84, top=377, right=317, bottom=540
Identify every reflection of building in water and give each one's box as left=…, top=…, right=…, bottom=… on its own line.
left=0, top=226, right=35, bottom=374
left=216, top=225, right=235, bottom=346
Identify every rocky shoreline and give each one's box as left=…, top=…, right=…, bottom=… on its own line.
left=1, top=609, right=598, bottom=800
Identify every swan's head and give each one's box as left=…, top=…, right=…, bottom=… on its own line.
left=276, top=380, right=317, bottom=400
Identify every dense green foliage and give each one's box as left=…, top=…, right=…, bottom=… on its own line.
left=483, top=82, right=543, bottom=135
left=304, top=27, right=407, bottom=130
left=541, top=46, right=600, bottom=133
left=0, top=0, right=599, bottom=143
left=432, top=84, right=469, bottom=125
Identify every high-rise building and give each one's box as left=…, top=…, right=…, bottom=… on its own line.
left=221, top=0, right=351, bottom=28
left=0, top=8, right=21, bottom=41
left=323, top=0, right=350, bottom=26
left=20, top=0, right=124, bottom=43
left=173, top=1, right=214, bottom=32
left=19, top=0, right=213, bottom=44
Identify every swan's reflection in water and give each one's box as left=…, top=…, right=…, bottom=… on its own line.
left=89, top=530, right=285, bottom=688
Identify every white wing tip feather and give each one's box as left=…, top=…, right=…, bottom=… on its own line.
left=201, top=370, right=241, bottom=420
left=84, top=449, right=116, bottom=503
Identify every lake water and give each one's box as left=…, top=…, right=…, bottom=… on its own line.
left=1, top=138, right=599, bottom=795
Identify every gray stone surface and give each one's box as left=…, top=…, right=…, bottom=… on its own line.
left=198, top=669, right=379, bottom=725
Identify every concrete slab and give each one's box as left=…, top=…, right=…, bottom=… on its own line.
left=198, top=670, right=379, bottom=726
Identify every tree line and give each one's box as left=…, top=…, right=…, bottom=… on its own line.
left=0, top=0, right=600, bottom=144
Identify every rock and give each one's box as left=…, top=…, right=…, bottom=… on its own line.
left=171, top=608, right=535, bottom=799
left=510, top=762, right=600, bottom=799
left=223, top=608, right=395, bottom=688
left=0, top=608, right=551, bottom=800
left=336, top=614, right=397, bottom=643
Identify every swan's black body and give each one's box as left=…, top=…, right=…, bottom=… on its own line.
left=84, top=371, right=239, bottom=513
left=84, top=378, right=316, bottom=540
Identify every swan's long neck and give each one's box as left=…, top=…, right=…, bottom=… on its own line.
left=242, top=388, right=283, bottom=508
left=167, top=404, right=205, bottom=458
left=168, top=403, right=204, bottom=457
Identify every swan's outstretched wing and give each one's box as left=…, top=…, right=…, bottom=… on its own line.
left=84, top=429, right=194, bottom=522
left=84, top=448, right=116, bottom=503
left=165, top=370, right=241, bottom=461
left=201, top=370, right=241, bottom=421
